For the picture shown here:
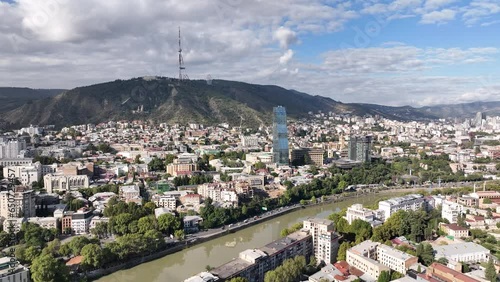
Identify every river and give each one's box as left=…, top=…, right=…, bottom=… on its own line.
left=97, top=193, right=401, bottom=282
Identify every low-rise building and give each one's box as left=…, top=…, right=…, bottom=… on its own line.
left=439, top=223, right=469, bottom=238
left=183, top=215, right=203, bottom=233
left=422, top=262, right=481, bottom=282
left=434, top=242, right=490, bottom=263
left=376, top=244, right=418, bottom=275
left=43, top=174, right=89, bottom=193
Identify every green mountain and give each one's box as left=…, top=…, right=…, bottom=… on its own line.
left=0, top=87, right=64, bottom=112
left=0, top=77, right=440, bottom=129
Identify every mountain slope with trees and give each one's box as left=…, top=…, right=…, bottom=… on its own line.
left=0, top=77, right=438, bottom=129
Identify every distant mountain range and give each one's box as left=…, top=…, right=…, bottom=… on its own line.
left=0, top=87, right=64, bottom=112
left=0, top=78, right=498, bottom=130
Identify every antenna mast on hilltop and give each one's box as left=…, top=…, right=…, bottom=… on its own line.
left=178, top=27, right=188, bottom=81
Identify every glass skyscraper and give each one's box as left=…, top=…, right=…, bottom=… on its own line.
left=272, top=106, right=289, bottom=165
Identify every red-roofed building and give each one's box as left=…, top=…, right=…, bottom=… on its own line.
left=439, top=223, right=469, bottom=238
left=425, top=263, right=480, bottom=282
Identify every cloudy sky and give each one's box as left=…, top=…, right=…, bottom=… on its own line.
left=1, top=0, right=499, bottom=106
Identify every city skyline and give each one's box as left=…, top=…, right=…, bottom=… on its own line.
left=0, top=0, right=499, bottom=106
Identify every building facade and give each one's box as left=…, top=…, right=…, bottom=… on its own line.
left=43, top=174, right=89, bottom=193
left=303, top=218, right=340, bottom=264
left=378, top=194, right=425, bottom=221
left=0, top=186, right=36, bottom=219
left=348, top=135, right=372, bottom=163
left=272, top=106, right=289, bottom=165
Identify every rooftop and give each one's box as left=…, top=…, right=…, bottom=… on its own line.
left=260, top=230, right=310, bottom=255
left=305, top=217, right=333, bottom=226
left=377, top=244, right=416, bottom=261
left=209, top=258, right=252, bottom=279
left=379, top=194, right=423, bottom=206
left=434, top=242, right=489, bottom=257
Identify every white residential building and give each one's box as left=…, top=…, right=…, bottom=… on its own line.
left=152, top=194, right=177, bottom=210
left=0, top=186, right=36, bottom=219
left=303, top=218, right=340, bottom=264
left=0, top=257, right=30, bottom=282
left=119, top=185, right=141, bottom=200
left=345, top=204, right=384, bottom=227
left=346, top=241, right=389, bottom=280
left=376, top=244, right=418, bottom=274
left=434, top=242, right=490, bottom=263
left=71, top=209, right=94, bottom=234
left=378, top=194, right=425, bottom=221
left=442, top=200, right=463, bottom=223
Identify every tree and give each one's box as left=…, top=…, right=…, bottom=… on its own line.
left=391, top=271, right=404, bottom=280
left=485, top=257, right=497, bottom=282
left=157, top=213, right=181, bottom=235
left=42, top=239, right=61, bottom=257
left=174, top=229, right=185, bottom=241
left=138, top=216, right=157, bottom=234
left=91, top=222, right=109, bottom=239
left=0, top=231, right=10, bottom=247
left=437, top=257, right=448, bottom=265
left=31, top=253, right=70, bottom=282
left=135, top=154, right=142, bottom=164
left=228, top=278, right=248, bottom=282
left=337, top=242, right=350, bottom=261
left=417, top=243, right=434, bottom=266
left=377, top=270, right=391, bottom=282
left=81, top=243, right=104, bottom=269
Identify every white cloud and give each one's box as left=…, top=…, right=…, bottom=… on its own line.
left=420, top=9, right=456, bottom=24
left=0, top=0, right=499, bottom=108
left=274, top=27, right=297, bottom=49
left=279, top=49, right=294, bottom=65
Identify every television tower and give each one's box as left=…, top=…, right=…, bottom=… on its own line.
left=178, top=26, right=186, bottom=81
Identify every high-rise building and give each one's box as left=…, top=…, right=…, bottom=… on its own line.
left=303, top=218, right=340, bottom=264
left=272, top=106, right=289, bottom=165
left=0, top=186, right=36, bottom=219
left=348, top=135, right=372, bottom=163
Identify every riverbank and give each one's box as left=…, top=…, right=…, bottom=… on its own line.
left=91, top=191, right=402, bottom=281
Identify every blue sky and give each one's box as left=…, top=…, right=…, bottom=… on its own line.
left=0, top=0, right=499, bottom=106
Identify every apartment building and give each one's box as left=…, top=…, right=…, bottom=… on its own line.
left=151, top=194, right=177, bottom=210
left=196, top=230, right=313, bottom=282
left=346, top=241, right=390, bottom=280
left=166, top=159, right=199, bottom=176
left=345, top=204, right=383, bottom=227
left=71, top=209, right=94, bottom=234
left=0, top=257, right=30, bottom=282
left=378, top=194, right=425, bottom=221
left=0, top=186, right=36, bottom=219
left=376, top=244, right=418, bottom=274
left=119, top=185, right=141, bottom=200
left=442, top=200, right=463, bottom=223
left=290, top=148, right=325, bottom=166
left=303, top=218, right=340, bottom=264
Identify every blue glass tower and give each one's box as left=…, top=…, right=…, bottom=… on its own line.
left=272, top=106, right=289, bottom=165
